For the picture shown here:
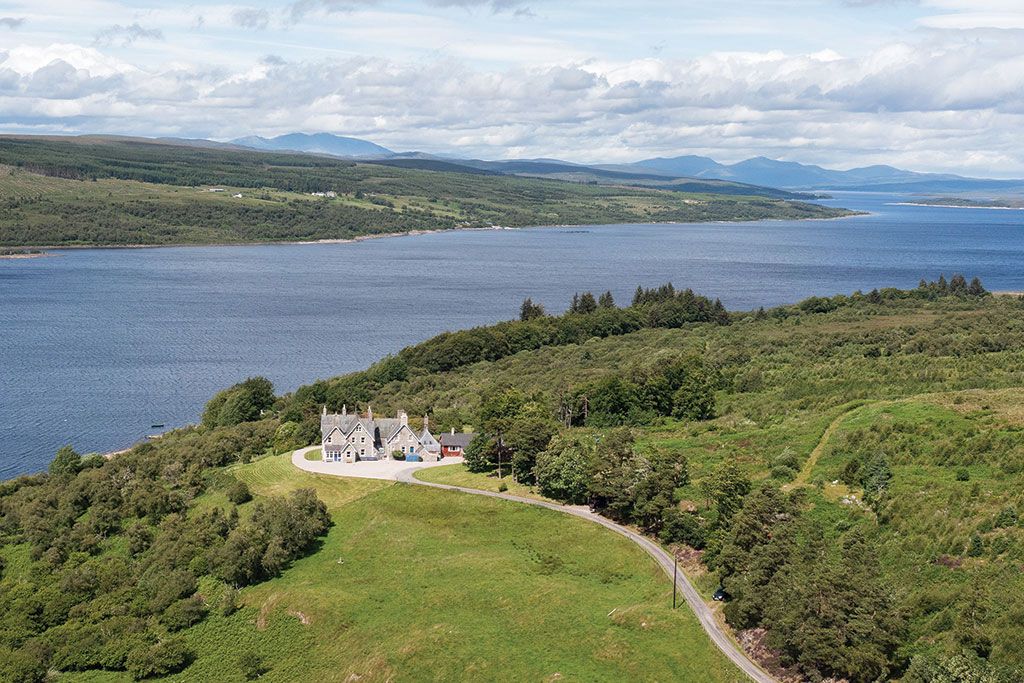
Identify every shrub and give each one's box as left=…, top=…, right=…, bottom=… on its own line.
left=659, top=509, right=707, bottom=548
left=161, top=596, right=208, bottom=632
left=126, top=638, right=193, bottom=680
left=238, top=651, right=267, bottom=680
left=220, top=587, right=239, bottom=616
left=955, top=467, right=971, bottom=482
left=994, top=506, right=1018, bottom=528
left=497, top=481, right=508, bottom=492
left=534, top=435, right=593, bottom=504
left=392, top=450, right=405, bottom=461
left=49, top=444, right=82, bottom=477
left=202, top=377, right=275, bottom=428
left=227, top=480, right=252, bottom=505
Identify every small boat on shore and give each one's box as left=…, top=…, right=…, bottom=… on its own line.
left=150, top=423, right=165, bottom=429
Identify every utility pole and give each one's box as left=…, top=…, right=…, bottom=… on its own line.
left=497, top=433, right=504, bottom=480
left=672, top=556, right=678, bottom=609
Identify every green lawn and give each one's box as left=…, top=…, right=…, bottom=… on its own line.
left=303, top=447, right=323, bottom=461
left=64, top=454, right=744, bottom=682
left=414, top=462, right=554, bottom=501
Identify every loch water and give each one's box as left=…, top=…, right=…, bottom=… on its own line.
left=2, top=192, right=1022, bottom=477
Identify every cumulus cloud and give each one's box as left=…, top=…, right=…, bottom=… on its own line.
left=288, top=0, right=533, bottom=20
left=1, top=26, right=1023, bottom=174
left=0, top=17, right=26, bottom=29
left=93, top=23, right=164, bottom=47
left=288, top=0, right=380, bottom=21
left=233, top=8, right=271, bottom=30
left=426, top=0, right=534, bottom=14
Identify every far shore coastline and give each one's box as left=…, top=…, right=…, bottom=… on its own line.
left=890, top=202, right=1024, bottom=211
left=4, top=209, right=864, bottom=253
left=0, top=251, right=53, bottom=260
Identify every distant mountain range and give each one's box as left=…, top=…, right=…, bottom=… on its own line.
left=627, top=155, right=1023, bottom=192
left=231, top=133, right=393, bottom=158
left=226, top=132, right=1023, bottom=194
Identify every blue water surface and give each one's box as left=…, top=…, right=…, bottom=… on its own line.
left=2, top=192, right=1022, bottom=476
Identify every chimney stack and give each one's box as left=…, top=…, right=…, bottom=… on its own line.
left=451, top=428, right=455, bottom=435
left=423, top=415, right=429, bottom=430
left=368, top=404, right=373, bottom=421
left=322, top=405, right=327, bottom=416
left=342, top=404, right=347, bottom=416
left=400, top=411, right=408, bottom=426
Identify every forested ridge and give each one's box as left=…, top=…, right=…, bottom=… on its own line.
left=2, top=276, right=1021, bottom=681
left=0, top=137, right=851, bottom=247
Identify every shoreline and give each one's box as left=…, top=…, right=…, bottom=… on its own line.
left=5, top=210, right=862, bottom=252
left=890, top=202, right=1024, bottom=211
left=0, top=251, right=53, bottom=260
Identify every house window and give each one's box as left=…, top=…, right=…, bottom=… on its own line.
left=361, top=448, right=365, bottom=455
left=361, top=437, right=365, bottom=443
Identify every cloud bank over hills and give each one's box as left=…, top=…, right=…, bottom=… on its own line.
left=0, top=0, right=1022, bottom=176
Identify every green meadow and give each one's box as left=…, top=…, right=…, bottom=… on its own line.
left=60, top=454, right=743, bottom=682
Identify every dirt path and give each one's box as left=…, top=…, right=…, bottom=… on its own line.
left=783, top=402, right=884, bottom=492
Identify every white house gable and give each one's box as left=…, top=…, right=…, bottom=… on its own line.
left=320, top=407, right=440, bottom=462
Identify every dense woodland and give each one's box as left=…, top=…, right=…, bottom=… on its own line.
left=2, top=276, right=1022, bottom=681
left=0, top=137, right=849, bottom=247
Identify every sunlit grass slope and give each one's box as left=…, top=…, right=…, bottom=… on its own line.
left=63, top=454, right=744, bottom=682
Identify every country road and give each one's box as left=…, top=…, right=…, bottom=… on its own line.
left=393, top=468, right=777, bottom=683
left=290, top=447, right=775, bottom=682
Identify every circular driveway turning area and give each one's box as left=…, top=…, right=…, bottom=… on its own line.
left=291, top=445, right=461, bottom=481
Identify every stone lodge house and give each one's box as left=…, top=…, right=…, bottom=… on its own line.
left=320, top=406, right=441, bottom=463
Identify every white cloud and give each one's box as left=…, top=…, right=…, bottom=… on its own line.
left=232, top=8, right=271, bottom=30
left=0, top=16, right=27, bottom=29
left=0, top=0, right=1021, bottom=175
left=93, top=23, right=164, bottom=47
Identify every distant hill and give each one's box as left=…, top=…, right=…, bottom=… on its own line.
left=631, top=154, right=1023, bottom=192
left=624, top=155, right=730, bottom=179
left=231, top=133, right=393, bottom=158
left=413, top=157, right=816, bottom=200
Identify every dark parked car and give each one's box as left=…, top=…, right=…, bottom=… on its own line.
left=712, top=587, right=729, bottom=602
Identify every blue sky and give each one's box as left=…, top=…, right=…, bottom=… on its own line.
left=1, top=0, right=1023, bottom=174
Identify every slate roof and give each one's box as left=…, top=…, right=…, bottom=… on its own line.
left=321, top=411, right=419, bottom=444
left=374, top=418, right=403, bottom=441
left=420, top=428, right=440, bottom=449
left=440, top=432, right=474, bottom=448
left=321, top=413, right=361, bottom=436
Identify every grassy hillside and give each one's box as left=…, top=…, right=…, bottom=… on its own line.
left=44, top=455, right=745, bottom=683
left=275, top=283, right=1024, bottom=681
left=0, top=136, right=850, bottom=247
left=4, top=279, right=1021, bottom=681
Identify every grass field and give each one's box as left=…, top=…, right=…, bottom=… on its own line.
left=63, top=454, right=744, bottom=682
left=414, top=462, right=554, bottom=501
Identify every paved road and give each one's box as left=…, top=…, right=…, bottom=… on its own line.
left=394, top=467, right=777, bottom=683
